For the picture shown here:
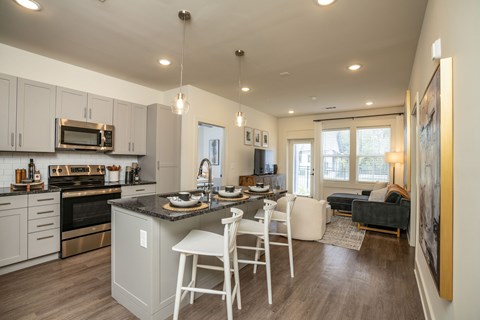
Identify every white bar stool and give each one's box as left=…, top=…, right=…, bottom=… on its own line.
left=236, top=199, right=277, bottom=304
left=172, top=208, right=244, bottom=320
left=254, top=194, right=297, bottom=278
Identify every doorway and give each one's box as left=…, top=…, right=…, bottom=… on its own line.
left=197, top=122, right=225, bottom=189
left=289, top=140, right=314, bottom=197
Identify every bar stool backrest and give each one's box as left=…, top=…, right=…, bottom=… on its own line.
left=263, top=199, right=277, bottom=234
left=285, top=194, right=297, bottom=219
left=222, top=208, right=244, bottom=254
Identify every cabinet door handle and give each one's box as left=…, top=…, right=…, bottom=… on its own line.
left=136, top=189, right=145, bottom=192
left=0, top=202, right=12, bottom=206
left=128, top=142, right=131, bottom=152
left=37, top=223, right=54, bottom=228
left=37, top=210, right=54, bottom=215
left=37, top=198, right=54, bottom=202
left=11, top=132, right=14, bottom=147
left=84, top=107, right=87, bottom=119
left=89, top=108, right=92, bottom=119
left=37, top=235, right=54, bottom=241
left=18, top=133, right=22, bottom=147
left=132, top=142, right=135, bottom=152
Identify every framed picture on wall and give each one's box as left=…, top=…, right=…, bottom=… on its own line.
left=254, top=129, right=261, bottom=147
left=244, top=127, right=253, bottom=145
left=262, top=131, right=269, bottom=148
left=209, top=139, right=220, bottom=165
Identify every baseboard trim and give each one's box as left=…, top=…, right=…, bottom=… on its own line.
left=0, top=253, right=59, bottom=276
left=414, top=260, right=433, bottom=320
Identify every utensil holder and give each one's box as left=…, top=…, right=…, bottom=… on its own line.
left=109, top=171, right=119, bottom=182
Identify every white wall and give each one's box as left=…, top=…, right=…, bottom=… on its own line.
left=0, top=43, right=165, bottom=184
left=164, top=85, right=278, bottom=190
left=278, top=106, right=405, bottom=197
left=408, top=0, right=480, bottom=319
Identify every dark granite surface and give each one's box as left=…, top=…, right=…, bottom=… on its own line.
left=109, top=189, right=286, bottom=222
left=0, top=185, right=61, bottom=197
left=104, top=180, right=156, bottom=188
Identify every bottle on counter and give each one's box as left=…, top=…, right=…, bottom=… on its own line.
left=28, top=159, right=35, bottom=180
left=34, top=170, right=41, bottom=182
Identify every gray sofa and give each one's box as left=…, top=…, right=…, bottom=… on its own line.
left=351, top=198, right=410, bottom=237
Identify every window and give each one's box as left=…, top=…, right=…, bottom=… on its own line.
left=322, top=129, right=350, bottom=181
left=356, top=127, right=391, bottom=182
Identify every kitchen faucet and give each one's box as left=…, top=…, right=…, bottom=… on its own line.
left=197, top=158, right=213, bottom=201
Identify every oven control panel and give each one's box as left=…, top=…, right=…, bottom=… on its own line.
left=49, top=165, right=106, bottom=177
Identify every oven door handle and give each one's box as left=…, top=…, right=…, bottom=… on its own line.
left=62, top=187, right=122, bottom=198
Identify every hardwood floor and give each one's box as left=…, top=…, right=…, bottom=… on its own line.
left=0, top=232, right=424, bottom=320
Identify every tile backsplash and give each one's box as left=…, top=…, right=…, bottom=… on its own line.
left=0, top=151, right=138, bottom=188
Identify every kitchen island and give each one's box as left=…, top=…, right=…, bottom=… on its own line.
left=109, top=190, right=285, bottom=320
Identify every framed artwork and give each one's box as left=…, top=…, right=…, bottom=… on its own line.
left=254, top=129, right=261, bottom=147
left=418, top=58, right=453, bottom=300
left=244, top=127, right=253, bottom=145
left=262, top=131, right=269, bottom=148
left=209, top=139, right=220, bottom=165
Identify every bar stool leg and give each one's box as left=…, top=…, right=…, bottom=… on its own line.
left=253, top=237, right=262, bottom=274
left=173, top=253, right=186, bottom=320
left=223, top=253, right=233, bottom=320
left=190, top=254, right=198, bottom=304
left=287, top=220, right=294, bottom=278
left=264, top=235, right=272, bottom=304
left=233, top=247, right=242, bottom=310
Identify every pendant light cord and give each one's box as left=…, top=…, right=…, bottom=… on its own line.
left=179, top=17, right=186, bottom=94
left=237, top=55, right=242, bottom=112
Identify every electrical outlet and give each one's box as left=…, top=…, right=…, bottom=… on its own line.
left=140, top=229, right=147, bottom=248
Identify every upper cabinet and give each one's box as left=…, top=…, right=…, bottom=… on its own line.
left=111, top=100, right=146, bottom=155
left=56, top=87, right=113, bottom=125
left=0, top=75, right=55, bottom=153
left=0, top=73, right=17, bottom=151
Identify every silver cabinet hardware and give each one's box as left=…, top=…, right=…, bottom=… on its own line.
left=89, top=108, right=92, bottom=119
left=0, top=202, right=12, bottom=206
left=128, top=142, right=131, bottom=152
left=157, top=161, right=160, bottom=170
left=37, top=235, right=54, bottom=241
left=136, top=189, right=145, bottom=192
left=18, top=133, right=22, bottom=147
left=37, top=198, right=54, bottom=202
left=11, top=132, right=14, bottom=147
left=132, top=142, right=135, bottom=152
left=84, top=107, right=87, bottom=119
left=37, top=210, right=54, bottom=215
left=37, top=223, right=54, bottom=228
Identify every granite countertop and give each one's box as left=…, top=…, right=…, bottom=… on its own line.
left=104, top=180, right=157, bottom=187
left=0, top=185, right=61, bottom=197
left=109, top=189, right=286, bottom=222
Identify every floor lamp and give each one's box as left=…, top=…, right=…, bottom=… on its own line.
left=385, top=151, right=403, bottom=185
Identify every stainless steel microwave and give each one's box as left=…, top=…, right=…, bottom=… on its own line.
left=55, top=118, right=114, bottom=151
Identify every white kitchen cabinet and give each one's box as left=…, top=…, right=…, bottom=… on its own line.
left=112, top=100, right=146, bottom=155
left=87, top=93, right=113, bottom=125
left=121, top=184, right=156, bottom=198
left=56, top=87, right=113, bottom=125
left=0, top=195, right=28, bottom=268
left=16, top=78, right=56, bottom=152
left=139, top=104, right=181, bottom=194
left=0, top=73, right=17, bottom=151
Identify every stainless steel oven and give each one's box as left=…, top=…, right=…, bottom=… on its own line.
left=48, top=165, right=121, bottom=258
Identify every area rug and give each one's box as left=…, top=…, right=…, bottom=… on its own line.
left=317, top=216, right=366, bottom=251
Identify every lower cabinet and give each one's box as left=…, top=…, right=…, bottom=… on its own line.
left=121, top=184, right=156, bottom=198
left=0, top=208, right=28, bottom=268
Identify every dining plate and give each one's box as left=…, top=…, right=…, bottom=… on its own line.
left=218, top=189, right=243, bottom=198
left=168, top=196, right=201, bottom=207
left=248, top=185, right=270, bottom=193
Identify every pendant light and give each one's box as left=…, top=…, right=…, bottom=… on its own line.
left=234, top=49, right=247, bottom=127
left=171, top=10, right=191, bottom=115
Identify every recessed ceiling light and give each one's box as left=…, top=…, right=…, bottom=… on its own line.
left=13, top=0, right=42, bottom=11
left=288, top=110, right=295, bottom=114
left=317, top=0, right=336, bottom=6
left=279, top=71, right=290, bottom=76
left=366, top=101, right=374, bottom=106
left=311, top=96, right=317, bottom=101
left=158, top=59, right=171, bottom=66
left=241, top=87, right=250, bottom=92
left=348, top=64, right=362, bottom=71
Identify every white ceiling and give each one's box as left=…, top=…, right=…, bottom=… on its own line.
left=0, top=0, right=427, bottom=117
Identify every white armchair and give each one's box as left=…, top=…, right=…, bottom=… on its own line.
left=277, top=197, right=326, bottom=241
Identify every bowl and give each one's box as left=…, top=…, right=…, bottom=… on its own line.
left=218, top=189, right=243, bottom=198
left=168, top=195, right=202, bottom=207
left=248, top=185, right=270, bottom=193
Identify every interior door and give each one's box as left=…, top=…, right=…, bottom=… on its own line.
left=197, top=122, right=225, bottom=189
left=289, top=139, right=314, bottom=197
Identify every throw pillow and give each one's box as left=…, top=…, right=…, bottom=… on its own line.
left=368, top=187, right=388, bottom=202
left=372, top=181, right=388, bottom=190
left=385, top=184, right=410, bottom=203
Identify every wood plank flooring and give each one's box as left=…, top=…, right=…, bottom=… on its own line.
left=0, top=232, right=424, bottom=320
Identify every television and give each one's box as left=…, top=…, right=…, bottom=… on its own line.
left=254, top=149, right=274, bottom=175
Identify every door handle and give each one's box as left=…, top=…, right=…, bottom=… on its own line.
left=37, top=210, right=54, bottom=215
left=84, top=108, right=87, bottom=119
left=128, top=142, right=131, bottom=152
left=37, top=223, right=54, bottom=228
left=157, top=161, right=160, bottom=170
left=11, top=132, right=14, bottom=147
left=18, top=133, right=22, bottom=147
left=89, top=108, right=92, bottom=119
left=132, top=142, right=134, bottom=152
left=37, top=235, right=54, bottom=241
left=37, top=198, right=54, bottom=202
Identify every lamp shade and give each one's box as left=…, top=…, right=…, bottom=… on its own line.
left=385, top=151, right=404, bottom=164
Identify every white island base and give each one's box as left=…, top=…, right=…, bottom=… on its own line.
left=111, top=200, right=263, bottom=320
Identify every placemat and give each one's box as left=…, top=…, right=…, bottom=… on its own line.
left=213, top=194, right=250, bottom=201
left=162, top=202, right=209, bottom=212
left=244, top=190, right=273, bottom=195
